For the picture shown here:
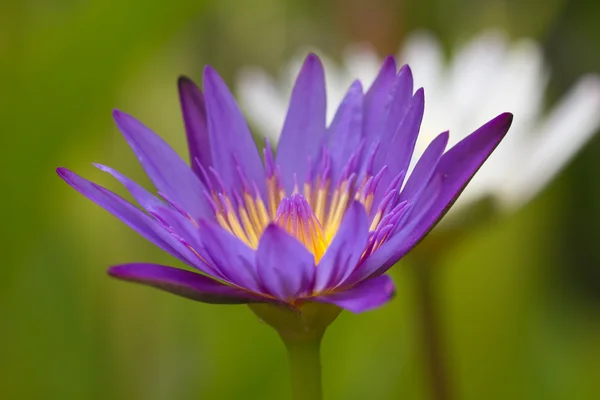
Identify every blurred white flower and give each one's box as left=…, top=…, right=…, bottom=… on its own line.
left=236, top=30, right=600, bottom=211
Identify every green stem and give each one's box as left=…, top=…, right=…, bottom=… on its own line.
left=248, top=302, right=340, bottom=400
left=282, top=335, right=323, bottom=400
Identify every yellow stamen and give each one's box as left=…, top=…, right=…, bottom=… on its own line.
left=210, top=164, right=380, bottom=262
left=303, top=183, right=312, bottom=206
left=314, top=184, right=328, bottom=223
left=325, top=190, right=350, bottom=241
left=369, top=211, right=382, bottom=231
left=216, top=213, right=233, bottom=235
left=267, top=177, right=279, bottom=218
left=255, top=197, right=271, bottom=228
left=363, top=193, right=374, bottom=215
left=307, top=220, right=327, bottom=261
left=227, top=209, right=251, bottom=246
left=243, top=192, right=264, bottom=234
left=239, top=207, right=260, bottom=247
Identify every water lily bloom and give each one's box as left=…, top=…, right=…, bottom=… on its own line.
left=238, top=30, right=600, bottom=211
left=58, top=54, right=512, bottom=315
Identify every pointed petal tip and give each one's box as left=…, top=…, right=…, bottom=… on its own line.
left=398, top=63, right=412, bottom=75
left=382, top=55, right=397, bottom=67
left=56, top=166, right=69, bottom=179
left=398, top=64, right=414, bottom=85
left=258, top=221, right=308, bottom=252
left=112, top=109, right=137, bottom=128
left=260, top=222, right=284, bottom=241
left=107, top=264, right=125, bottom=278
left=300, top=52, right=324, bottom=73
left=111, top=110, right=143, bottom=139
left=202, top=64, right=219, bottom=81
left=349, top=79, right=364, bottom=93
left=500, top=111, right=514, bottom=123
left=202, top=64, right=214, bottom=74
left=411, top=87, right=426, bottom=108
left=490, top=112, right=514, bottom=135
left=305, top=52, right=321, bottom=63
left=202, top=65, right=220, bottom=86
left=107, top=264, right=144, bottom=280
left=348, top=199, right=367, bottom=215
left=56, top=167, right=83, bottom=186
left=438, top=130, right=450, bottom=143
left=178, top=75, right=200, bottom=91
left=177, top=75, right=193, bottom=85
left=112, top=108, right=126, bottom=120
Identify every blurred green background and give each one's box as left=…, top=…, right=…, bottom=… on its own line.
left=2, top=0, right=600, bottom=399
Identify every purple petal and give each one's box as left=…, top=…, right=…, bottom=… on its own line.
left=399, top=131, right=449, bottom=203
left=112, top=110, right=211, bottom=221
left=371, top=64, right=414, bottom=167
left=256, top=224, right=316, bottom=301
left=348, top=174, right=442, bottom=284
left=326, top=80, right=364, bottom=184
left=315, top=202, right=369, bottom=292
left=202, top=66, right=266, bottom=197
left=94, top=164, right=165, bottom=212
left=351, top=112, right=514, bottom=280
left=381, top=65, right=415, bottom=142
left=403, top=113, right=513, bottom=241
left=151, top=205, right=226, bottom=278
left=178, top=76, right=212, bottom=179
left=375, top=88, right=425, bottom=202
left=93, top=164, right=208, bottom=264
left=108, top=263, right=263, bottom=304
left=362, top=56, right=398, bottom=146
left=93, top=164, right=219, bottom=273
left=57, top=168, right=199, bottom=264
left=276, top=53, right=327, bottom=193
left=314, top=275, right=395, bottom=313
left=197, top=221, right=262, bottom=292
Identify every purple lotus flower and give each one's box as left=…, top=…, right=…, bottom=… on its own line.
left=58, top=54, right=512, bottom=314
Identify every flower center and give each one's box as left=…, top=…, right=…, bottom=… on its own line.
left=275, top=194, right=327, bottom=262
left=202, top=141, right=395, bottom=262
